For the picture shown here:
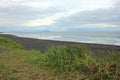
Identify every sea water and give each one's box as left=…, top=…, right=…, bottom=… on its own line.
left=8, top=32, right=120, bottom=46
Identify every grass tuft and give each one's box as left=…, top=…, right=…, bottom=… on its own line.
left=43, top=46, right=92, bottom=74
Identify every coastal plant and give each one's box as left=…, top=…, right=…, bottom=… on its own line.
left=0, top=37, right=120, bottom=80
left=0, top=63, right=17, bottom=79
left=43, top=45, right=95, bottom=74
left=42, top=45, right=120, bottom=79
left=0, top=37, right=23, bottom=49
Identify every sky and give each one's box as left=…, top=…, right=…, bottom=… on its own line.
left=0, top=0, right=120, bottom=32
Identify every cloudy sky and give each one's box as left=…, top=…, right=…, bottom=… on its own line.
left=0, top=0, right=120, bottom=32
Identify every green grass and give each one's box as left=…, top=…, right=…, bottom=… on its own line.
left=0, top=37, right=120, bottom=80
left=43, top=46, right=120, bottom=80
left=43, top=46, right=92, bottom=73
left=0, top=37, right=23, bottom=49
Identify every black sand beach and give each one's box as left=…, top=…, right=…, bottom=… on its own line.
left=0, top=34, right=120, bottom=54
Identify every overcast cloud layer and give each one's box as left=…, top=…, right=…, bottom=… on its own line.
left=0, top=0, right=120, bottom=32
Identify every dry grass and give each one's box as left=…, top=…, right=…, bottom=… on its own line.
left=0, top=37, right=120, bottom=80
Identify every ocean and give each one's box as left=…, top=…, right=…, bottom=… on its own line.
left=7, top=32, right=120, bottom=46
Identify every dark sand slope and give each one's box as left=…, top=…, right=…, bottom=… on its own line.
left=0, top=34, right=120, bottom=54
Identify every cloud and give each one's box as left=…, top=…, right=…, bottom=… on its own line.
left=23, top=10, right=81, bottom=26
left=24, top=17, right=55, bottom=26
left=0, top=0, right=120, bottom=32
left=81, top=23, right=118, bottom=28
left=0, top=4, right=64, bottom=27
left=1, top=0, right=116, bottom=9
left=22, top=0, right=117, bottom=27
left=47, top=1, right=120, bottom=31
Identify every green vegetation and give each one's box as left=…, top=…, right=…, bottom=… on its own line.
left=0, top=37, right=120, bottom=80
left=0, top=37, right=23, bottom=49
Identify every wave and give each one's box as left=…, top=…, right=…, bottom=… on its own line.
left=8, top=32, right=120, bottom=46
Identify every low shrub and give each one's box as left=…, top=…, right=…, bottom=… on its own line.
left=43, top=46, right=95, bottom=74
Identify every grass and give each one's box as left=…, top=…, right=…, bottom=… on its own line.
left=0, top=37, right=120, bottom=80
left=0, top=37, right=23, bottom=49
left=43, top=46, right=92, bottom=73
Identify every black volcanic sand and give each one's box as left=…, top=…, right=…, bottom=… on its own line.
left=0, top=34, right=120, bottom=55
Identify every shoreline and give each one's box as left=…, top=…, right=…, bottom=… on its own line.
left=0, top=34, right=120, bottom=54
